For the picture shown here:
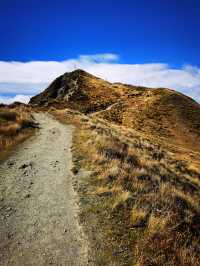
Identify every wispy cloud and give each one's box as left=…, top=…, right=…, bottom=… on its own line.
left=79, top=53, right=119, bottom=63
left=0, top=53, right=200, bottom=103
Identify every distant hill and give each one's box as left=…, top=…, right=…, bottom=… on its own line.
left=30, top=69, right=200, bottom=154
left=30, top=69, right=119, bottom=112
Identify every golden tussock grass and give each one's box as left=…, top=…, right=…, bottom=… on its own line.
left=131, top=208, right=147, bottom=227
left=52, top=108, right=200, bottom=266
left=0, top=107, right=36, bottom=156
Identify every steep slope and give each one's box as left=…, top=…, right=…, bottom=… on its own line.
left=30, top=69, right=120, bottom=113
left=94, top=87, right=200, bottom=154
left=30, top=69, right=200, bottom=154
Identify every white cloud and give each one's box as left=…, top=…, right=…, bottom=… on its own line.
left=79, top=53, right=119, bottom=63
left=0, top=82, right=46, bottom=95
left=0, top=53, right=200, bottom=104
left=0, top=94, right=31, bottom=104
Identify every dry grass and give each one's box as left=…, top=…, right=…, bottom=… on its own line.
left=131, top=208, right=147, bottom=227
left=112, top=190, right=132, bottom=209
left=52, top=108, right=200, bottom=266
left=93, top=87, right=200, bottom=161
left=0, top=107, right=36, bottom=156
left=147, top=213, right=169, bottom=233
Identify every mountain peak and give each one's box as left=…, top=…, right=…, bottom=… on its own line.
left=29, top=69, right=115, bottom=111
left=69, top=69, right=91, bottom=76
left=62, top=69, right=97, bottom=80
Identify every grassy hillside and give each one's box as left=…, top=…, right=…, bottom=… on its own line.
left=0, top=106, right=37, bottom=158
left=31, top=70, right=200, bottom=156
left=52, top=108, right=200, bottom=266
left=93, top=87, right=200, bottom=156
left=30, top=69, right=119, bottom=112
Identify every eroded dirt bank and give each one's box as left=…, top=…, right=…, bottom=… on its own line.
left=0, top=113, right=89, bottom=266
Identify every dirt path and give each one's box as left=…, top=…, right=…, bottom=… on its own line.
left=0, top=113, right=89, bottom=266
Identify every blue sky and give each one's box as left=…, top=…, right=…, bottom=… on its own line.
left=0, top=0, right=200, bottom=103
